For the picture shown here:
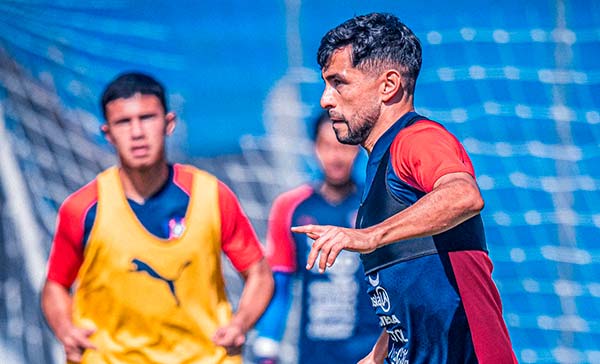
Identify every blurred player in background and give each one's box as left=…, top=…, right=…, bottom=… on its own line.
left=292, top=13, right=517, bottom=364
left=41, top=72, right=273, bottom=363
left=252, top=112, right=380, bottom=363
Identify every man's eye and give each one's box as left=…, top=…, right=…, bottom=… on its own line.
left=333, top=78, right=346, bottom=88
left=140, top=114, right=156, bottom=121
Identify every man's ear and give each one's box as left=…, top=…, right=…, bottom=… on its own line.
left=165, top=112, right=176, bottom=136
left=379, top=69, right=403, bottom=103
left=100, top=124, right=114, bottom=144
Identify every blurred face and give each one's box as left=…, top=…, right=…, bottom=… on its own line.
left=101, top=93, right=175, bottom=171
left=315, top=121, right=359, bottom=186
left=320, top=46, right=381, bottom=145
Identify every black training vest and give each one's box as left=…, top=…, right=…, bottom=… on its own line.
left=356, top=116, right=487, bottom=274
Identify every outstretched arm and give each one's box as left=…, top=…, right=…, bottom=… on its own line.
left=41, top=280, right=96, bottom=362
left=213, top=258, right=274, bottom=355
left=293, top=172, right=484, bottom=273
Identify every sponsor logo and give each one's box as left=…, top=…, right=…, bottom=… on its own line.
left=306, top=279, right=359, bottom=340
left=378, top=314, right=401, bottom=327
left=370, top=286, right=391, bottom=312
left=130, top=258, right=191, bottom=305
left=387, top=328, right=408, bottom=344
left=388, top=345, right=409, bottom=363
left=367, top=272, right=380, bottom=287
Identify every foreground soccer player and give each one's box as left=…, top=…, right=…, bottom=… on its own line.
left=292, top=13, right=517, bottom=364
left=41, top=72, right=273, bottom=363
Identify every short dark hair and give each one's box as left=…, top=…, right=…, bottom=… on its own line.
left=317, top=12, right=422, bottom=93
left=311, top=111, right=332, bottom=141
left=100, top=72, right=168, bottom=119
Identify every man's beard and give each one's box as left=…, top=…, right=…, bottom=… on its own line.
left=333, top=110, right=379, bottom=145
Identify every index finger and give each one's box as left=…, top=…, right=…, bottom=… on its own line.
left=291, top=224, right=326, bottom=234
left=292, top=225, right=324, bottom=241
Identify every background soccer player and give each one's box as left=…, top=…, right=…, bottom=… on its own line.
left=41, top=72, right=273, bottom=363
left=253, top=112, right=380, bottom=364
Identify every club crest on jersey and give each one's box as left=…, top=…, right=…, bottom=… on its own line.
left=168, top=217, right=186, bottom=239
left=297, top=215, right=317, bottom=226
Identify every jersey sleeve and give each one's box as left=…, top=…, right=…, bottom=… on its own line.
left=390, top=121, right=476, bottom=193
left=265, top=185, right=313, bottom=273
left=46, top=180, right=98, bottom=288
left=218, top=181, right=265, bottom=272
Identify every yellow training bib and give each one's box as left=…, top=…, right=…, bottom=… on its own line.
left=72, top=166, right=240, bottom=364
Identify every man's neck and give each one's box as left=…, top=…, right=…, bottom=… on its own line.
left=363, top=101, right=415, bottom=154
left=118, top=163, right=170, bottom=204
left=320, top=180, right=355, bottom=204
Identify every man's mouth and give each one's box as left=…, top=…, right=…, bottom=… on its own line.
left=328, top=110, right=345, bottom=122
left=131, top=146, right=149, bottom=157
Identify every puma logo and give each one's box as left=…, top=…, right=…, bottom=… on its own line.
left=130, top=258, right=191, bottom=305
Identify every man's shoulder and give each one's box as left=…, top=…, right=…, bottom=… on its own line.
left=173, top=163, right=215, bottom=178
left=274, top=184, right=314, bottom=206
left=400, top=119, right=447, bottom=136
left=60, top=178, right=98, bottom=219
left=172, top=163, right=221, bottom=193
left=268, top=184, right=315, bottom=216
left=393, top=119, right=454, bottom=147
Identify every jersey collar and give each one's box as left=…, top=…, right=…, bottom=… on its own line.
left=363, top=111, right=418, bottom=201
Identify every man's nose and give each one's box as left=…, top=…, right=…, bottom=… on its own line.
left=320, top=84, right=335, bottom=109
left=130, top=119, right=144, bottom=138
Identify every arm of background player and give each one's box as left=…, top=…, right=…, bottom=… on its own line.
left=42, top=181, right=97, bottom=361
left=213, top=182, right=274, bottom=355
left=213, top=258, right=274, bottom=355
left=231, top=258, right=274, bottom=332
left=253, top=272, right=293, bottom=362
left=252, top=187, right=305, bottom=362
left=41, top=281, right=96, bottom=362
left=233, top=257, right=276, bottom=334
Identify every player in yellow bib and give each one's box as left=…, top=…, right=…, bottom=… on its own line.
left=41, top=72, right=274, bottom=363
